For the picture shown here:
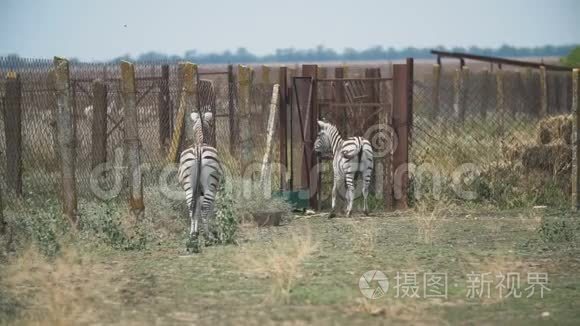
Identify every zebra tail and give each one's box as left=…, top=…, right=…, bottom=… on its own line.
left=341, top=139, right=363, bottom=160
left=189, top=146, right=203, bottom=222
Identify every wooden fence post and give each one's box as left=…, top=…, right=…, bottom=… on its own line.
left=238, top=65, right=252, bottom=178
left=278, top=66, right=288, bottom=191
left=227, top=64, right=237, bottom=155
left=392, top=61, right=412, bottom=210
left=4, top=73, right=23, bottom=196
left=158, top=64, right=171, bottom=148
left=53, top=57, right=78, bottom=227
left=91, top=79, right=108, bottom=169
left=168, top=62, right=196, bottom=163
left=184, top=64, right=199, bottom=146
left=302, top=64, right=319, bottom=209
left=453, top=68, right=466, bottom=121
left=431, top=64, right=441, bottom=119
left=539, top=66, right=548, bottom=117
left=120, top=61, right=144, bottom=217
left=459, top=66, right=470, bottom=122
left=572, top=68, right=579, bottom=209
left=47, top=69, right=60, bottom=162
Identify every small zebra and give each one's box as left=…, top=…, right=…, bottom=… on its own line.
left=178, top=111, right=222, bottom=241
left=314, top=120, right=374, bottom=218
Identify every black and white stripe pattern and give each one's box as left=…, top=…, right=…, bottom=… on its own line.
left=178, top=112, right=222, bottom=239
left=315, top=120, right=373, bottom=217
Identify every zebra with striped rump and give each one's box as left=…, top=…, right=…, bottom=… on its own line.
left=314, top=120, right=374, bottom=218
left=178, top=111, right=223, bottom=242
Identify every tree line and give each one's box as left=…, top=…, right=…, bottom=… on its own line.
left=2, top=44, right=578, bottom=64
left=124, top=44, right=579, bottom=64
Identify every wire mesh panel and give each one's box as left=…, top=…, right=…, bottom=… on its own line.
left=412, top=66, right=574, bottom=208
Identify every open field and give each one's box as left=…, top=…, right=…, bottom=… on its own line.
left=1, top=205, right=579, bottom=325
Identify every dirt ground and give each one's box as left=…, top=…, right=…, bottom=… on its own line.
left=2, top=208, right=580, bottom=325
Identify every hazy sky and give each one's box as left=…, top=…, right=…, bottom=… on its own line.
left=0, top=0, right=578, bottom=61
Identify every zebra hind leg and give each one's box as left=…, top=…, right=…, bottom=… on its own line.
left=329, top=178, right=338, bottom=219
left=186, top=198, right=203, bottom=253
left=201, top=199, right=218, bottom=246
left=362, top=182, right=370, bottom=216
left=345, top=184, right=355, bottom=218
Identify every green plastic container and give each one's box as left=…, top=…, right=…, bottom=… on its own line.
left=272, top=189, right=310, bottom=210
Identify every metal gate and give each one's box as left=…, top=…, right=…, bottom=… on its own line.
left=278, top=64, right=412, bottom=211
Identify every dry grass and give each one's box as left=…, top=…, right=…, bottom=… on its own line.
left=538, top=114, right=572, bottom=145
left=350, top=298, right=445, bottom=325
left=2, top=245, right=112, bottom=325
left=347, top=219, right=378, bottom=256
left=413, top=199, right=453, bottom=244
left=517, top=206, right=545, bottom=232
left=236, top=227, right=317, bottom=303
left=458, top=253, right=530, bottom=305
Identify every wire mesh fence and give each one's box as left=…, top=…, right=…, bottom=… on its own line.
left=0, top=57, right=281, bottom=211
left=412, top=65, right=575, bottom=207
left=1, top=56, right=576, bottom=213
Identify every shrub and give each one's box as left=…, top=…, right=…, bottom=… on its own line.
left=79, top=201, right=150, bottom=251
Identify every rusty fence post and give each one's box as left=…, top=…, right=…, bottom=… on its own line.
left=392, top=60, right=412, bottom=210
left=54, top=57, right=78, bottom=227
left=278, top=66, right=288, bottom=192
left=158, top=64, right=171, bottom=149
left=302, top=64, right=319, bottom=209
left=572, top=68, right=579, bottom=209
left=91, top=79, right=108, bottom=169
left=120, top=61, right=144, bottom=218
left=4, top=73, right=23, bottom=196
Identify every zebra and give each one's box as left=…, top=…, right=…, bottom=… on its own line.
left=178, top=111, right=222, bottom=243
left=314, top=120, right=374, bottom=218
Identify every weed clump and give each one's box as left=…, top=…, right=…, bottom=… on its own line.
left=537, top=217, right=576, bottom=243
left=236, top=228, right=316, bottom=303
